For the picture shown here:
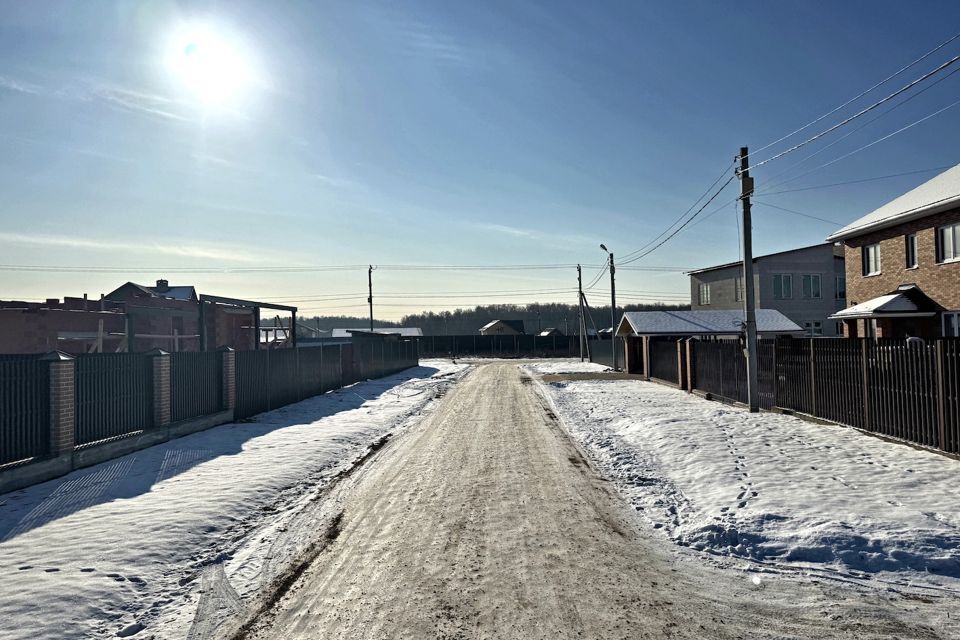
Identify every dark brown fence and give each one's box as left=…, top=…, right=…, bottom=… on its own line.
left=649, top=339, right=679, bottom=384
left=0, top=356, right=50, bottom=466
left=170, top=351, right=223, bottom=423
left=690, top=337, right=960, bottom=454
left=74, top=353, right=154, bottom=446
left=418, top=334, right=579, bottom=358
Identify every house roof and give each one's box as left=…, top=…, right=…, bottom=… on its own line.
left=107, top=281, right=198, bottom=302
left=479, top=319, right=525, bottom=333
left=829, top=284, right=941, bottom=320
left=686, top=242, right=840, bottom=275
left=616, top=309, right=802, bottom=336
left=826, top=163, right=960, bottom=241
left=330, top=327, right=423, bottom=338
left=537, top=328, right=563, bottom=337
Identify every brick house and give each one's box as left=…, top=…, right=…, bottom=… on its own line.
left=688, top=243, right=847, bottom=336
left=0, top=297, right=126, bottom=354
left=827, top=163, right=960, bottom=338
left=479, top=320, right=525, bottom=335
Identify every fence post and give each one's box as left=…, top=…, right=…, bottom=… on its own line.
left=685, top=338, right=696, bottom=392
left=936, top=339, right=947, bottom=450
left=220, top=347, right=236, bottom=413
left=676, top=339, right=685, bottom=389
left=809, top=339, right=817, bottom=416
left=42, top=351, right=75, bottom=458
left=861, top=339, right=871, bottom=431
left=148, top=349, right=171, bottom=430
left=642, top=336, right=650, bottom=381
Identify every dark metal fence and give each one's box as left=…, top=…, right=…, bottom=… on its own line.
left=170, top=351, right=223, bottom=423
left=649, top=339, right=679, bottom=383
left=417, top=334, right=579, bottom=358
left=589, top=340, right=616, bottom=368
left=0, top=358, right=50, bottom=466
left=74, top=353, right=153, bottom=446
left=690, top=337, right=960, bottom=453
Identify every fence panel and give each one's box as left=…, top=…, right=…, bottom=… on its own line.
left=589, top=340, right=615, bottom=368
left=236, top=350, right=270, bottom=419
left=297, top=347, right=324, bottom=400
left=0, top=358, right=50, bottom=465
left=942, top=339, right=960, bottom=453
left=811, top=339, right=866, bottom=430
left=867, top=340, right=939, bottom=447
left=649, top=339, right=679, bottom=383
left=170, top=351, right=223, bottom=423
left=775, top=338, right=814, bottom=414
left=74, top=353, right=153, bottom=445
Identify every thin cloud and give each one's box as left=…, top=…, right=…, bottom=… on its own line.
left=0, top=232, right=265, bottom=263
left=0, top=75, right=42, bottom=95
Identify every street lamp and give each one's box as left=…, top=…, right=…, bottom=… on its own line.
left=599, top=244, right=618, bottom=371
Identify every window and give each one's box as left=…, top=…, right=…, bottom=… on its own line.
left=734, top=276, right=744, bottom=302
left=944, top=312, right=960, bottom=337
left=698, top=282, right=711, bottom=305
left=773, top=274, right=792, bottom=299
left=835, top=321, right=844, bottom=336
left=936, top=223, right=960, bottom=263
left=801, top=274, right=821, bottom=299
left=905, top=233, right=918, bottom=268
left=804, top=321, right=822, bottom=336
left=862, top=243, right=881, bottom=275
left=835, top=275, right=846, bottom=300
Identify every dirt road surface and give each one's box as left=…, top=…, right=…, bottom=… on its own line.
left=244, top=363, right=944, bottom=639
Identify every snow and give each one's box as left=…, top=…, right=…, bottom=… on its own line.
left=522, top=359, right=610, bottom=376
left=0, top=360, right=468, bottom=640
left=530, top=371, right=960, bottom=593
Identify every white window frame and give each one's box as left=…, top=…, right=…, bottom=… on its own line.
left=801, top=274, right=821, bottom=299
left=944, top=311, right=960, bottom=337
left=773, top=274, right=792, bottom=300
left=698, top=282, right=711, bottom=305
left=804, top=321, right=822, bottom=337
left=862, top=243, right=881, bottom=276
left=734, top=276, right=744, bottom=302
left=905, top=233, right=918, bottom=269
left=936, top=223, right=960, bottom=264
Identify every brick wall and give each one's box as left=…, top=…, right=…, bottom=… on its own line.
left=844, top=206, right=960, bottom=312
left=0, top=308, right=127, bottom=354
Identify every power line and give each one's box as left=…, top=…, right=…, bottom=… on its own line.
left=752, top=201, right=843, bottom=226
left=752, top=29, right=960, bottom=156
left=747, top=51, right=960, bottom=170
left=0, top=262, right=690, bottom=274
left=757, top=166, right=952, bottom=196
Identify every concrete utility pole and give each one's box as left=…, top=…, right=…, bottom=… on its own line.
left=577, top=265, right=585, bottom=361
left=738, top=147, right=760, bottom=412
left=600, top=245, right=618, bottom=371
left=368, top=265, right=375, bottom=332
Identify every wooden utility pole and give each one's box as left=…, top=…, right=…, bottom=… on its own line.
left=738, top=146, right=760, bottom=412
left=610, top=251, right=618, bottom=371
left=577, top=264, right=585, bottom=361
left=367, top=265, right=374, bottom=332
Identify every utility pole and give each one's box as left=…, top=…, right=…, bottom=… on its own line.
left=738, top=146, right=760, bottom=412
left=578, top=265, right=585, bottom=361
left=600, top=245, right=618, bottom=371
left=367, top=265, right=374, bottom=332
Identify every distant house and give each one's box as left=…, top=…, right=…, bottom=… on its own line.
left=330, top=328, right=423, bottom=338
left=0, top=296, right=126, bottom=354
left=479, top=320, right=525, bottom=335
left=827, top=163, right=960, bottom=338
left=537, top=328, right=564, bottom=337
left=105, top=279, right=205, bottom=352
left=688, top=243, right=846, bottom=336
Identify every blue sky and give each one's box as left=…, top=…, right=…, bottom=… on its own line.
left=1, top=1, right=959, bottom=319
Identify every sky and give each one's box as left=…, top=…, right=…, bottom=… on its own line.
left=1, top=0, right=959, bottom=320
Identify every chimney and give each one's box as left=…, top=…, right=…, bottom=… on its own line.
left=155, top=279, right=170, bottom=292
left=83, top=293, right=88, bottom=311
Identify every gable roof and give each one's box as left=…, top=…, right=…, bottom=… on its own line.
left=829, top=284, right=941, bottom=320
left=479, top=319, right=525, bottom=333
left=106, top=281, right=198, bottom=302
left=616, top=309, right=802, bottom=336
left=330, top=327, right=423, bottom=338
left=827, top=163, right=960, bottom=241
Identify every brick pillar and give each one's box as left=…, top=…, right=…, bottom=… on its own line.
left=43, top=352, right=75, bottom=457
left=148, top=349, right=171, bottom=429
left=220, top=347, right=236, bottom=412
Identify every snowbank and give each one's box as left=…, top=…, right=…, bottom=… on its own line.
left=0, top=360, right=468, bottom=640
left=523, top=359, right=609, bottom=376
left=534, top=374, right=960, bottom=592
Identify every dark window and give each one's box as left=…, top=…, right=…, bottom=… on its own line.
left=905, top=233, right=918, bottom=268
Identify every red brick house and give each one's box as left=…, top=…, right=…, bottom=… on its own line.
left=827, top=164, right=960, bottom=338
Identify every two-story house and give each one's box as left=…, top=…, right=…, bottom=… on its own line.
left=688, top=243, right=846, bottom=336
left=827, top=163, right=960, bottom=338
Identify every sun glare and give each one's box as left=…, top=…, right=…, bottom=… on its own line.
left=165, top=23, right=258, bottom=109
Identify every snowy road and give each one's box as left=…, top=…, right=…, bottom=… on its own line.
left=244, top=362, right=941, bottom=639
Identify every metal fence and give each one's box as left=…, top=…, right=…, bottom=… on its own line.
left=170, top=351, right=223, bottom=423
left=0, top=357, right=50, bottom=466
left=689, top=337, right=960, bottom=454
left=417, top=334, right=579, bottom=358
left=74, top=353, right=154, bottom=446
left=649, top=338, right=680, bottom=384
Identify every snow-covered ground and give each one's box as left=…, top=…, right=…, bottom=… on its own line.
left=522, top=359, right=609, bottom=376
left=0, top=360, right=468, bottom=640
left=530, top=370, right=960, bottom=594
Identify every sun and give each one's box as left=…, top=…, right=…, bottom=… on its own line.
left=166, top=23, right=258, bottom=109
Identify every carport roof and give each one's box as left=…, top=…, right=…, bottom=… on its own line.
left=616, top=309, right=802, bottom=336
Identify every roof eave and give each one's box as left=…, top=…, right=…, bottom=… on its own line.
left=827, top=196, right=960, bottom=242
